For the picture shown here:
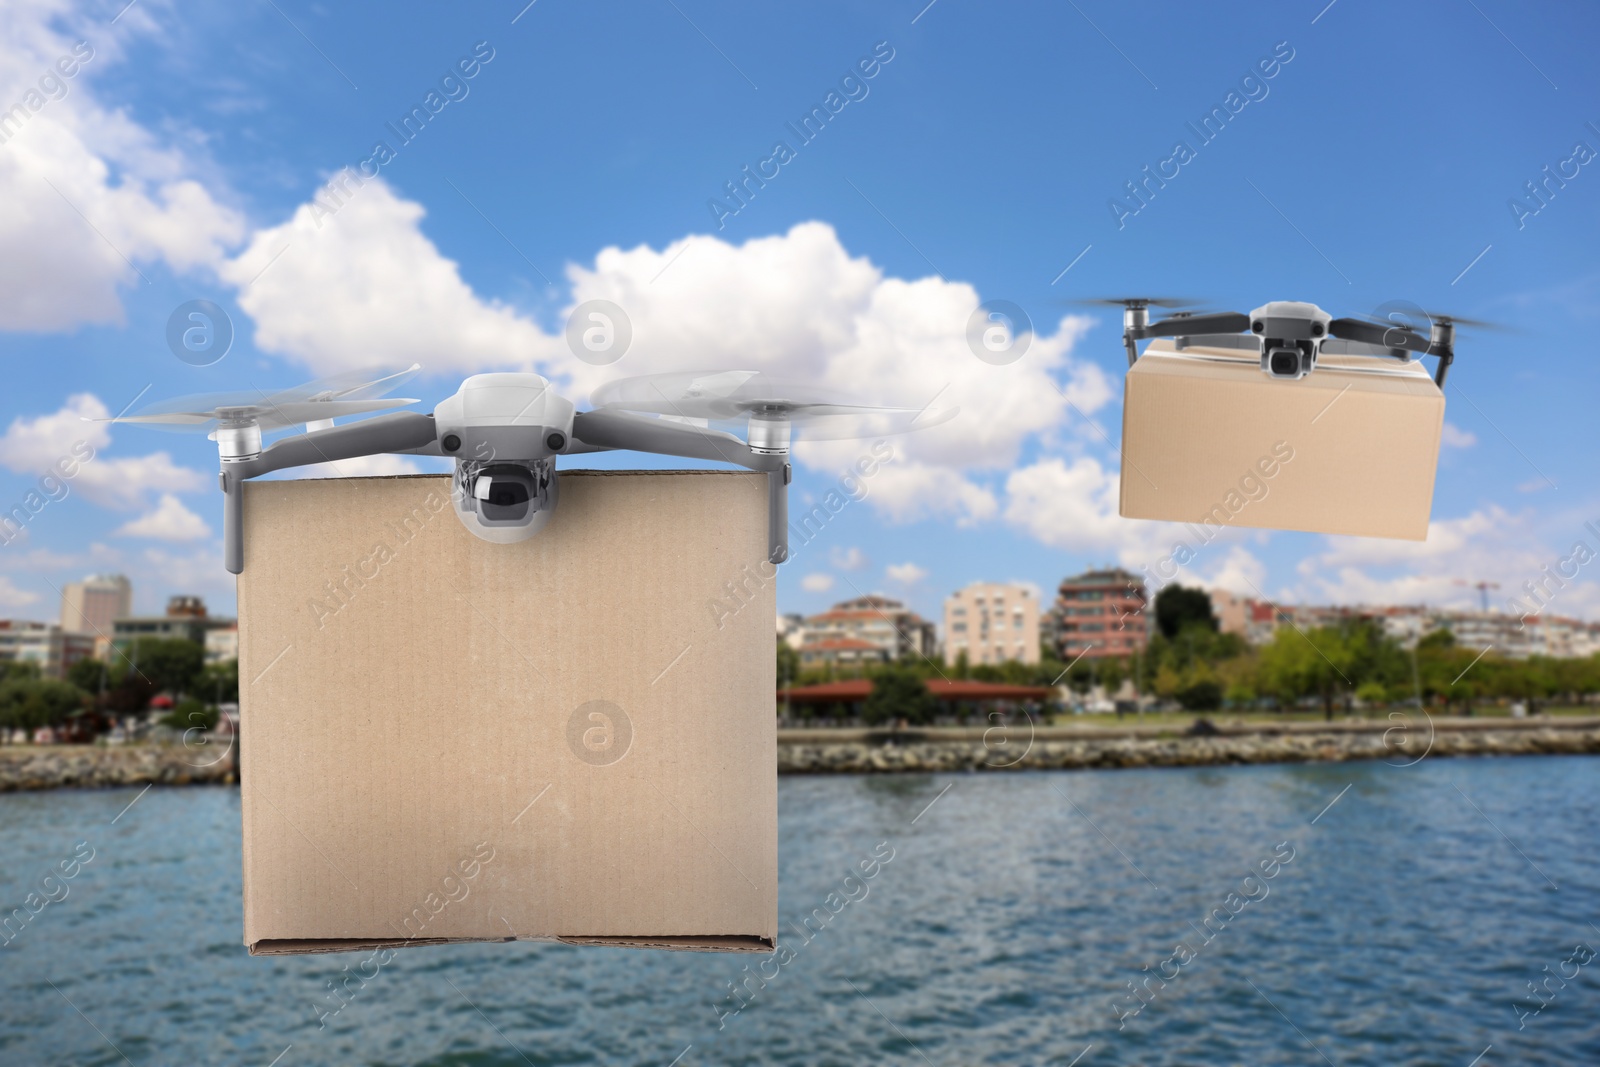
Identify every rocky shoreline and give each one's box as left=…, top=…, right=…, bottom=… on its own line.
left=2, top=719, right=1597, bottom=791
left=0, top=742, right=235, bottom=792
left=776, top=718, right=1600, bottom=774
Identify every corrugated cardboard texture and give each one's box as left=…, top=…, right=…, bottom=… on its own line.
left=238, top=471, right=777, bottom=955
left=1120, top=341, right=1444, bottom=540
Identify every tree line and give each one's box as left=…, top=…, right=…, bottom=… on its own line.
left=779, top=584, right=1600, bottom=721
left=0, top=637, right=237, bottom=741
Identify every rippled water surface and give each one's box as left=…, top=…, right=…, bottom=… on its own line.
left=2, top=755, right=1597, bottom=1065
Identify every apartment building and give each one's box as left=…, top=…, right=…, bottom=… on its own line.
left=60, top=574, right=132, bottom=636
left=0, top=620, right=96, bottom=679
left=1053, top=567, right=1148, bottom=661
left=799, top=595, right=937, bottom=668
left=944, top=582, right=1040, bottom=666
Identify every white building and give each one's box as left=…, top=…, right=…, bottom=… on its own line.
left=944, top=582, right=1040, bottom=667
left=205, top=624, right=239, bottom=664
left=0, top=620, right=96, bottom=679
left=60, top=574, right=132, bottom=636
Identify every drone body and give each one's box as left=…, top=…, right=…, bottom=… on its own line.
left=106, top=367, right=954, bottom=574
left=1101, top=298, right=1471, bottom=386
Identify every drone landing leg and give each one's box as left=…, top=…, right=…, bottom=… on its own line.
left=768, top=464, right=790, bottom=564
left=223, top=470, right=243, bottom=575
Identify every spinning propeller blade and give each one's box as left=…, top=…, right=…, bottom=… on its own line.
left=590, top=370, right=957, bottom=442
left=99, top=364, right=422, bottom=433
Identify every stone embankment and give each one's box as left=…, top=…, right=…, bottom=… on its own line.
left=776, top=717, right=1600, bottom=774
left=0, top=742, right=235, bottom=792
left=2, top=719, right=1597, bottom=790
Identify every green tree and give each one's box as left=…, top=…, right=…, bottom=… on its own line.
left=67, top=657, right=110, bottom=694
left=864, top=666, right=936, bottom=726
left=0, top=679, right=87, bottom=739
left=122, top=638, right=204, bottom=697
left=161, top=697, right=218, bottom=733
left=1154, top=585, right=1217, bottom=640
left=1175, top=660, right=1223, bottom=710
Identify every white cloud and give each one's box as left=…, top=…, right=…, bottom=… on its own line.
left=799, top=572, right=834, bottom=593
left=0, top=1, right=244, bottom=330
left=0, top=574, right=40, bottom=610
left=1199, top=546, right=1268, bottom=596
left=1288, top=505, right=1600, bottom=620
left=829, top=545, right=866, bottom=571
left=1440, top=422, right=1477, bottom=448
left=886, top=561, right=928, bottom=585
left=115, top=493, right=210, bottom=540
left=222, top=209, right=1111, bottom=525
left=0, top=394, right=208, bottom=510
left=220, top=180, right=558, bottom=375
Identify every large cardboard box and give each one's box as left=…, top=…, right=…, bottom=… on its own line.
left=1119, top=340, right=1445, bottom=540
left=238, top=471, right=778, bottom=955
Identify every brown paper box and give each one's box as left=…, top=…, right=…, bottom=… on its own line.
left=1119, top=341, right=1445, bottom=540
left=238, top=471, right=777, bottom=955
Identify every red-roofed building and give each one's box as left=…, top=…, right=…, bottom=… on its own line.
left=799, top=596, right=937, bottom=668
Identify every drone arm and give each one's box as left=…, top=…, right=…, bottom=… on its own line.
left=572, top=410, right=790, bottom=564
left=220, top=412, right=441, bottom=575
left=1131, top=311, right=1253, bottom=342
left=571, top=410, right=757, bottom=467
left=1326, top=318, right=1431, bottom=357
left=1125, top=311, right=1252, bottom=365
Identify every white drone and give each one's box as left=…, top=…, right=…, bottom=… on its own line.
left=103, top=368, right=955, bottom=573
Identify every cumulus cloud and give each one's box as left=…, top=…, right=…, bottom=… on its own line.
left=223, top=206, right=1109, bottom=525
left=1290, top=505, right=1600, bottom=619
left=0, top=394, right=208, bottom=510
left=829, top=545, right=866, bottom=571
left=115, top=493, right=210, bottom=540
left=799, top=572, right=834, bottom=593
left=1200, top=546, right=1268, bottom=597
left=0, top=575, right=40, bottom=609
left=886, top=561, right=928, bottom=585
left=0, top=0, right=244, bottom=330
left=220, top=181, right=558, bottom=375
left=1440, top=422, right=1477, bottom=448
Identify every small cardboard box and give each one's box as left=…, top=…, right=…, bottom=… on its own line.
left=1119, top=340, right=1445, bottom=540
left=238, top=471, right=777, bottom=955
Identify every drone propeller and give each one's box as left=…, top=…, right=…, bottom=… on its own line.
left=1361, top=309, right=1509, bottom=333
left=100, top=364, right=422, bottom=434
left=590, top=370, right=957, bottom=449
left=1058, top=296, right=1204, bottom=310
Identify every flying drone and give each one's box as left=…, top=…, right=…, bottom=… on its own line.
left=101, top=368, right=955, bottom=574
left=1078, top=298, right=1489, bottom=386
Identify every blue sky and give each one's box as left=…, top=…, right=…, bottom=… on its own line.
left=0, top=0, right=1596, bottom=626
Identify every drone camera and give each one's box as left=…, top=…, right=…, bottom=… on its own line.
left=1262, top=341, right=1316, bottom=380
left=452, top=458, right=557, bottom=543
